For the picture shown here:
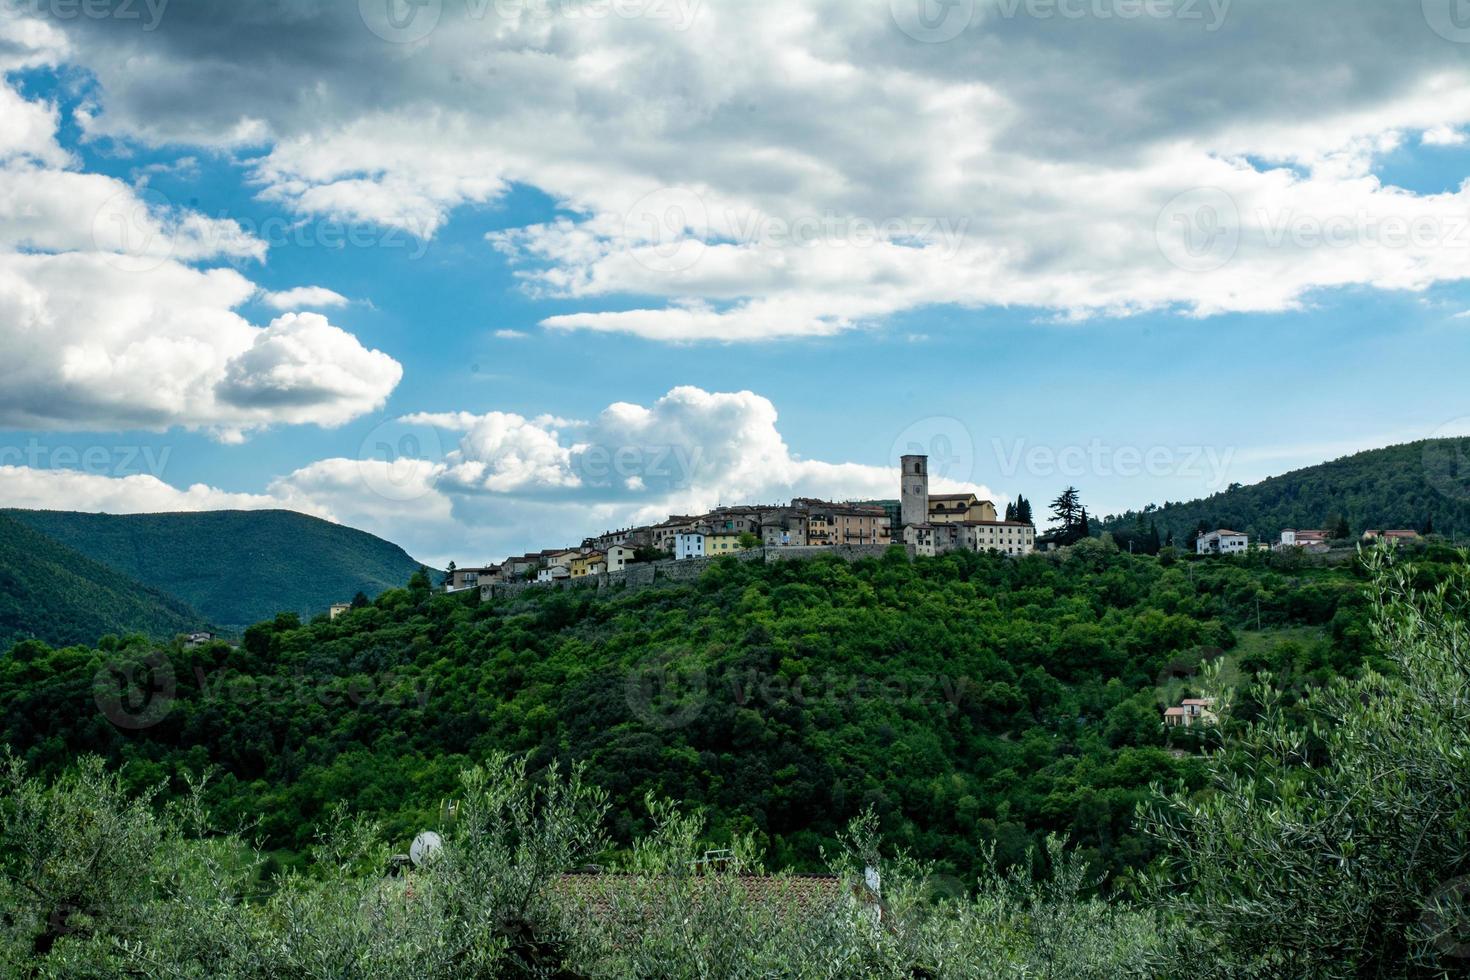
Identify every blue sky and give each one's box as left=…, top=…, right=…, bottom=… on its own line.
left=2, top=1, right=1470, bottom=565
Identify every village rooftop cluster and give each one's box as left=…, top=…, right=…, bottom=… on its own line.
left=444, top=454, right=1038, bottom=591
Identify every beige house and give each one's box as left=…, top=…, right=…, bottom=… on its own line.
left=832, top=506, right=890, bottom=545
left=1164, top=698, right=1218, bottom=728
left=445, top=566, right=499, bottom=592
left=703, top=507, right=763, bottom=537
left=329, top=603, right=351, bottom=620
left=605, top=544, right=637, bottom=572
left=1362, top=529, right=1421, bottom=545
left=760, top=510, right=808, bottom=547
left=652, top=518, right=699, bottom=553
left=807, top=512, right=833, bottom=547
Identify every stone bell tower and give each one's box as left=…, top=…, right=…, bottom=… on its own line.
left=900, top=454, right=929, bottom=529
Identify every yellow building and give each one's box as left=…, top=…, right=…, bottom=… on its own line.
left=706, top=532, right=744, bottom=555
left=570, top=552, right=606, bottom=578
left=928, top=493, right=998, bottom=524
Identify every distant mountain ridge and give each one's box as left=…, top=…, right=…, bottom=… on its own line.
left=0, top=513, right=205, bottom=650
left=2, top=509, right=428, bottom=631
left=1100, top=438, right=1470, bottom=547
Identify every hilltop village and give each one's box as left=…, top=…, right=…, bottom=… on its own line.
left=444, top=454, right=1037, bottom=592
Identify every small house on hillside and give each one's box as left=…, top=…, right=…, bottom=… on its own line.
left=1164, top=697, right=1218, bottom=728
left=1362, top=529, right=1421, bottom=546
left=445, top=566, right=499, bottom=592
left=605, top=544, right=637, bottom=572
left=1196, top=530, right=1248, bottom=555
left=1276, top=529, right=1330, bottom=553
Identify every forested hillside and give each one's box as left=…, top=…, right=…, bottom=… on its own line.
left=0, top=514, right=204, bottom=649
left=0, top=544, right=1379, bottom=887
left=2, top=509, right=428, bottom=630
left=4, top=547, right=1468, bottom=977
left=1101, top=437, right=1470, bottom=546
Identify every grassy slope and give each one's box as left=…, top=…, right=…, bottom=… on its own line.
left=3, top=509, right=427, bottom=630
left=0, top=513, right=204, bottom=650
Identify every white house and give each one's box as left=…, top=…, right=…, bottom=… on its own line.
left=1276, top=529, right=1330, bottom=553
left=1196, top=529, right=1249, bottom=555
left=674, top=531, right=707, bottom=560
left=536, top=565, right=571, bottom=584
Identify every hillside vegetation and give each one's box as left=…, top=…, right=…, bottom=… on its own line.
left=2, top=509, right=427, bottom=630
left=2, top=547, right=1467, bottom=978
left=1101, top=437, right=1470, bottom=545
left=0, top=514, right=204, bottom=649
left=0, top=543, right=1381, bottom=889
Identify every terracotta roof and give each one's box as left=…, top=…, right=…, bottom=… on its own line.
left=1163, top=707, right=1188, bottom=717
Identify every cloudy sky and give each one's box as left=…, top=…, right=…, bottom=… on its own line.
left=2, top=0, right=1470, bottom=566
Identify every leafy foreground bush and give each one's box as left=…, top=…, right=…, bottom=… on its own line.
left=2, top=548, right=1467, bottom=978
left=1145, top=548, right=1470, bottom=978
left=0, top=752, right=1181, bottom=978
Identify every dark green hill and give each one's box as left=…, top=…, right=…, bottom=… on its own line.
left=1101, top=438, right=1470, bottom=548
left=0, top=545, right=1381, bottom=885
left=2, top=509, right=427, bottom=630
left=0, top=513, right=204, bottom=650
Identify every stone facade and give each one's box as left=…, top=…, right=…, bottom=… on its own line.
left=900, top=454, right=929, bottom=529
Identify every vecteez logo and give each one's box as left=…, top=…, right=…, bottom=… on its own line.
left=625, top=652, right=708, bottom=730
left=1423, top=0, right=1470, bottom=43
left=93, top=651, right=176, bottom=731
left=890, top=0, right=976, bottom=43
left=359, top=0, right=443, bottom=43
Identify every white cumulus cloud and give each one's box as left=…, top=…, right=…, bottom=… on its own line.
left=35, top=0, right=1470, bottom=341
left=261, top=286, right=351, bottom=311
left=0, top=35, right=403, bottom=439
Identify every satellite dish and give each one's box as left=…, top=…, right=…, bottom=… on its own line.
left=410, top=831, right=443, bottom=867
